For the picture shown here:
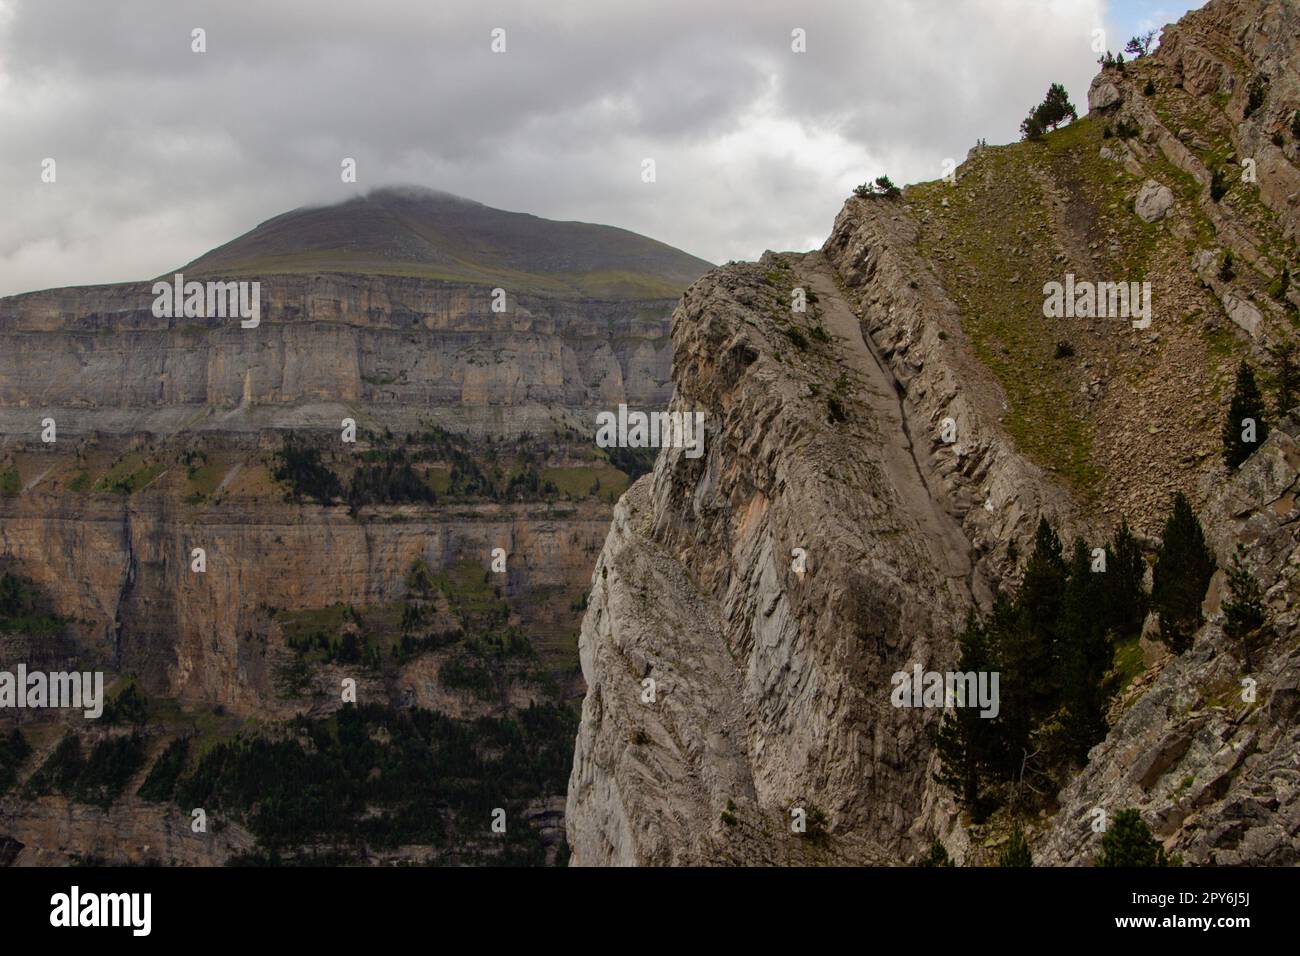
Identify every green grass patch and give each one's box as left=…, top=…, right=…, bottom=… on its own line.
left=94, top=454, right=166, bottom=494
left=541, top=464, right=630, bottom=502
left=1108, top=633, right=1146, bottom=698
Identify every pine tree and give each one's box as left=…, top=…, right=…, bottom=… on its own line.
left=935, top=612, right=994, bottom=811
left=1223, top=360, right=1268, bottom=467
left=1222, top=546, right=1267, bottom=640
left=1021, top=84, right=1077, bottom=141
left=1040, top=83, right=1078, bottom=129
left=1151, top=493, right=1217, bottom=653
left=998, top=824, right=1034, bottom=866
left=1059, top=539, right=1111, bottom=761
left=1098, top=809, right=1174, bottom=866
left=1104, top=518, right=1148, bottom=638
left=1125, top=30, right=1156, bottom=58
left=1293, top=111, right=1300, bottom=140
left=1018, top=517, right=1068, bottom=713
left=1020, top=111, right=1046, bottom=141
left=984, top=594, right=1036, bottom=780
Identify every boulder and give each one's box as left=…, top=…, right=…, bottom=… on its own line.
left=1135, top=180, right=1175, bottom=223
left=1089, top=76, right=1122, bottom=111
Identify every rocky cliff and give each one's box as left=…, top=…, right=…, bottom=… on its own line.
left=567, top=0, right=1299, bottom=866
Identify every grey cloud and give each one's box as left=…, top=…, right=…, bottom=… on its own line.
left=1, top=0, right=1179, bottom=296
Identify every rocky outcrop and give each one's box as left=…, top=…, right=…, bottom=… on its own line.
left=566, top=239, right=1075, bottom=864
left=822, top=200, right=1079, bottom=579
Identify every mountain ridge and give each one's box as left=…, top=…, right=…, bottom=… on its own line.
left=176, top=186, right=714, bottom=300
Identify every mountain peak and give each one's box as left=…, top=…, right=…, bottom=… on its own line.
left=177, top=187, right=711, bottom=300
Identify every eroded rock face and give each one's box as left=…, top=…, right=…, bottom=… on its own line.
left=566, top=242, right=1070, bottom=864
left=1152, top=0, right=1300, bottom=244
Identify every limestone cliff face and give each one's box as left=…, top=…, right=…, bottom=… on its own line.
left=566, top=247, right=1066, bottom=864
left=0, top=273, right=674, bottom=438
left=0, top=484, right=610, bottom=713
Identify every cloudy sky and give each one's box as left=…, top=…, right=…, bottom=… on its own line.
left=0, top=0, right=1203, bottom=296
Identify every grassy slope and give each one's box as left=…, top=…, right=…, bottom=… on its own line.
left=907, top=90, right=1273, bottom=510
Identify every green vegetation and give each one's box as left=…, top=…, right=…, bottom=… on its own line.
left=0, top=572, right=62, bottom=635
left=1222, top=360, right=1268, bottom=468
left=104, top=681, right=149, bottom=726
left=936, top=514, right=1151, bottom=818
left=1267, top=263, right=1290, bottom=302
left=1124, top=31, right=1155, bottom=58
left=1222, top=547, right=1267, bottom=641
left=918, top=839, right=954, bottom=866
left=272, top=443, right=344, bottom=505
left=347, top=458, right=436, bottom=507
left=23, top=732, right=147, bottom=808
left=77, top=735, right=148, bottom=807
left=541, top=463, right=629, bottom=503
left=175, top=702, right=576, bottom=861
left=137, top=737, right=190, bottom=802
left=1020, top=83, right=1077, bottom=140
left=910, top=115, right=1127, bottom=494
left=853, top=175, right=901, bottom=199
left=604, top=445, right=657, bottom=484
left=998, top=824, right=1033, bottom=866
left=1097, top=809, right=1179, bottom=866
left=93, top=454, right=166, bottom=494
left=1210, top=168, right=1228, bottom=202
left=23, top=733, right=84, bottom=797
left=0, top=468, right=19, bottom=496
left=272, top=427, right=639, bottom=511
left=1268, top=341, right=1297, bottom=415
left=1151, top=492, right=1217, bottom=653
left=720, top=799, right=738, bottom=827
